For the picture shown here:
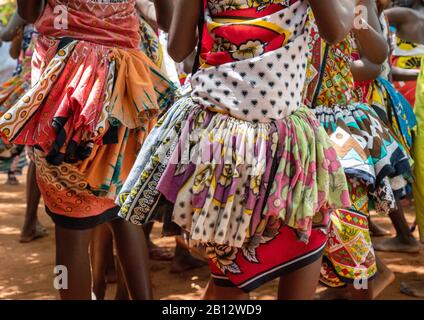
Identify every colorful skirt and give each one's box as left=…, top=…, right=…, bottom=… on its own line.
left=391, top=56, right=419, bottom=106
left=313, top=102, right=413, bottom=214
left=369, top=77, right=416, bottom=158
left=117, top=90, right=193, bottom=226
left=0, top=34, right=175, bottom=229
left=0, top=146, right=26, bottom=174
left=393, top=81, right=417, bottom=107
left=209, top=223, right=328, bottom=292
left=312, top=101, right=412, bottom=286
left=320, top=177, right=377, bottom=287
left=0, top=57, right=32, bottom=175
left=118, top=93, right=352, bottom=290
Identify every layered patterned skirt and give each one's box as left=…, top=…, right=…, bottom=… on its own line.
left=0, top=50, right=32, bottom=175
left=320, top=177, right=377, bottom=287
left=0, top=34, right=175, bottom=229
left=313, top=102, right=412, bottom=287
left=369, top=77, right=416, bottom=160
left=313, top=102, right=413, bottom=212
left=118, top=94, right=351, bottom=291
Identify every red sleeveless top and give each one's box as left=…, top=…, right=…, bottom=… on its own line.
left=35, top=0, right=140, bottom=49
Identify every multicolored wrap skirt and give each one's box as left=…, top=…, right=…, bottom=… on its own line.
left=320, top=177, right=377, bottom=287
left=370, top=77, right=417, bottom=157
left=117, top=95, right=352, bottom=291
left=391, top=54, right=421, bottom=107
left=0, top=35, right=33, bottom=175
left=0, top=34, right=175, bottom=229
left=305, top=31, right=413, bottom=287
left=320, top=75, right=417, bottom=288
left=313, top=103, right=413, bottom=212
left=117, top=0, right=353, bottom=291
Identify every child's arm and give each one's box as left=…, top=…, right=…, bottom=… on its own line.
left=308, top=0, right=356, bottom=44
left=350, top=58, right=383, bottom=82
left=0, top=11, right=25, bottom=42
left=17, top=0, right=45, bottom=23
left=9, top=28, right=23, bottom=59
left=153, top=0, right=174, bottom=32
left=353, top=0, right=388, bottom=64
left=167, top=0, right=200, bottom=62
left=385, top=7, right=424, bottom=45
left=391, top=66, right=420, bottom=81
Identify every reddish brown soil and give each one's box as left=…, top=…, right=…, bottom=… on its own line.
left=0, top=173, right=423, bottom=300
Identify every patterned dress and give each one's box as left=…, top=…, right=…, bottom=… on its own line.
left=138, top=15, right=163, bottom=70
left=118, top=0, right=351, bottom=292
left=355, top=14, right=416, bottom=176
left=305, top=18, right=412, bottom=287
left=0, top=0, right=175, bottom=229
left=0, top=25, right=34, bottom=174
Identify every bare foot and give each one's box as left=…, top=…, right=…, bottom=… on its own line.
left=369, top=219, right=391, bottom=237
left=315, top=287, right=351, bottom=300
left=373, top=237, right=421, bottom=254
left=400, top=281, right=424, bottom=298
left=410, top=220, right=418, bottom=233
left=370, top=267, right=396, bottom=299
left=170, top=250, right=207, bottom=274
left=20, top=222, right=48, bottom=243
left=6, top=173, right=19, bottom=185
left=148, top=241, right=175, bottom=261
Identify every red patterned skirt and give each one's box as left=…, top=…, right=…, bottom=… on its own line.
left=207, top=222, right=328, bottom=293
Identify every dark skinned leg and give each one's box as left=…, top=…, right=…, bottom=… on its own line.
left=6, top=170, right=19, bottom=185
left=90, top=223, right=114, bottom=300
left=348, top=254, right=395, bottom=300
left=55, top=225, right=92, bottom=300
left=278, top=256, right=323, bottom=300
left=204, top=255, right=323, bottom=300
left=144, top=221, right=174, bottom=261
left=374, top=200, right=420, bottom=253
left=114, top=262, right=130, bottom=300
left=20, top=161, right=47, bottom=243
left=143, top=221, right=154, bottom=240
left=368, top=216, right=391, bottom=237
left=6, top=154, right=20, bottom=185
left=170, top=235, right=207, bottom=273
left=202, top=279, right=249, bottom=300
left=108, top=218, right=153, bottom=300
left=400, top=280, right=424, bottom=298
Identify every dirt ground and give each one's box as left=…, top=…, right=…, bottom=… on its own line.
left=0, top=172, right=423, bottom=300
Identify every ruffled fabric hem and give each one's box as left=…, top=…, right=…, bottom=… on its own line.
left=371, top=76, right=417, bottom=157
left=119, top=95, right=350, bottom=248
left=312, top=102, right=413, bottom=214
left=0, top=75, right=31, bottom=114
left=0, top=66, right=31, bottom=168
left=320, top=209, right=377, bottom=287
left=118, top=93, right=193, bottom=224
left=0, top=35, right=175, bottom=157
left=0, top=35, right=175, bottom=197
